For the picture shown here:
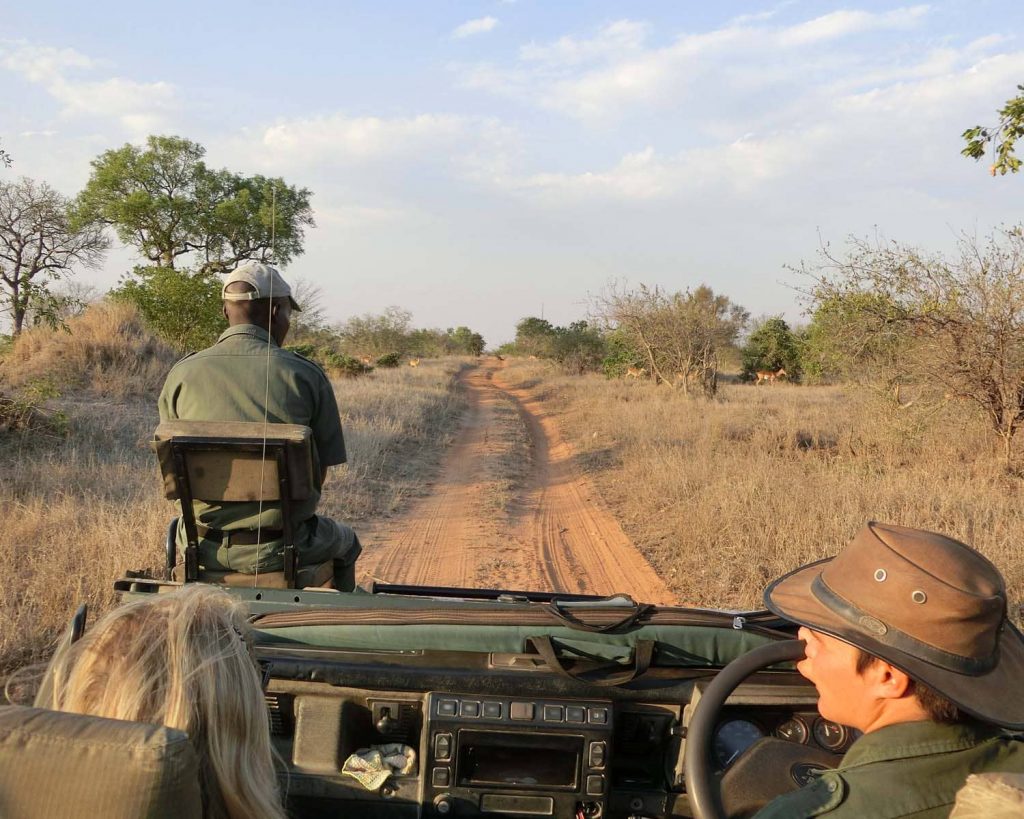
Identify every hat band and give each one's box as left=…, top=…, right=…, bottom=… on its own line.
left=811, top=576, right=996, bottom=675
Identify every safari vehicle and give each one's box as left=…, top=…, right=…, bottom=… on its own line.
left=0, top=421, right=844, bottom=819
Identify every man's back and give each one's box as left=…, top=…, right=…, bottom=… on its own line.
left=158, top=323, right=347, bottom=572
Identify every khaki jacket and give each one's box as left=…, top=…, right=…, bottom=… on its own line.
left=158, top=324, right=347, bottom=571
left=753, top=721, right=1024, bottom=819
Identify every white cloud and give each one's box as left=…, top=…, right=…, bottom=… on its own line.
left=520, top=20, right=649, bottom=65
left=778, top=5, right=929, bottom=47
left=452, top=16, right=499, bottom=39
left=457, top=7, right=935, bottom=122
left=484, top=46, right=1024, bottom=206
left=260, top=113, right=471, bottom=161
left=0, top=41, right=179, bottom=134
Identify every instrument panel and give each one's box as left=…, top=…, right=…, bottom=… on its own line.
left=712, top=710, right=859, bottom=770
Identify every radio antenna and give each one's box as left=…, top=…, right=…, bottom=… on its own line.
left=253, top=185, right=278, bottom=587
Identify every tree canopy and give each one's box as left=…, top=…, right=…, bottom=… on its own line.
left=803, top=228, right=1024, bottom=465
left=962, top=84, right=1024, bottom=176
left=741, top=317, right=801, bottom=381
left=75, top=135, right=314, bottom=272
left=594, top=283, right=747, bottom=397
left=0, top=177, right=109, bottom=335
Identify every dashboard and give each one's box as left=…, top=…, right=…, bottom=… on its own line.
left=263, top=670, right=846, bottom=819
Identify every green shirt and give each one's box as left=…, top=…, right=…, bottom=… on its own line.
left=754, top=721, right=1024, bottom=819
left=158, top=324, right=346, bottom=571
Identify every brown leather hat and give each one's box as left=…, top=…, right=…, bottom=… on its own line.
left=764, top=522, right=1024, bottom=729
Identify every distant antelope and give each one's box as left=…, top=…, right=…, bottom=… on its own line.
left=625, top=366, right=646, bottom=380
left=359, top=355, right=372, bottom=365
left=755, top=367, right=787, bottom=385
left=408, top=358, right=421, bottom=368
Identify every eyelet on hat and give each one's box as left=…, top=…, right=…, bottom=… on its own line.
left=911, top=590, right=927, bottom=604
left=874, top=569, right=887, bottom=582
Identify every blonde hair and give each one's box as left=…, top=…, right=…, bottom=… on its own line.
left=36, top=585, right=286, bottom=819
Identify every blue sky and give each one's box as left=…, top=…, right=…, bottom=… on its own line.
left=3, top=1, right=1023, bottom=344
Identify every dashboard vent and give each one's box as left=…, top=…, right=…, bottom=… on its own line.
left=265, top=693, right=294, bottom=736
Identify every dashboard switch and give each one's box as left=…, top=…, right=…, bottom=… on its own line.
left=588, top=741, right=606, bottom=769
left=434, top=733, right=452, bottom=761
left=588, top=707, right=609, bottom=725
left=460, top=700, right=480, bottom=718
left=483, top=701, right=503, bottom=718
left=566, top=706, right=586, bottom=723
left=432, top=767, right=450, bottom=788
left=542, top=704, right=565, bottom=722
left=586, top=774, right=605, bottom=796
left=437, top=699, right=457, bottom=717
left=510, top=702, right=535, bottom=720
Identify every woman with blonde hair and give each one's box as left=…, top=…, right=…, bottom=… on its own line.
left=35, top=584, right=287, bottom=819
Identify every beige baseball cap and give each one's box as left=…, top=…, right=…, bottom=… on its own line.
left=221, top=262, right=301, bottom=311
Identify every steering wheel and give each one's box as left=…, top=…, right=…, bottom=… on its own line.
left=684, top=639, right=835, bottom=819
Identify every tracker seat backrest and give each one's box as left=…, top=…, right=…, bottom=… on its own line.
left=153, top=420, right=330, bottom=588
left=0, top=704, right=202, bottom=819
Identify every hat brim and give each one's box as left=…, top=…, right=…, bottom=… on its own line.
left=764, top=557, right=1024, bottom=730
left=288, top=295, right=301, bottom=312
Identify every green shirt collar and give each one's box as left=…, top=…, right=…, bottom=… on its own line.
left=841, top=720, right=1000, bottom=767
left=217, top=324, right=279, bottom=347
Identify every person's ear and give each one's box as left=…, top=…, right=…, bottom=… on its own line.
left=867, top=660, right=912, bottom=700
left=222, top=303, right=229, bottom=322
left=270, top=302, right=279, bottom=319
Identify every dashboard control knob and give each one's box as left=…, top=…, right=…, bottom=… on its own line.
left=434, top=795, right=453, bottom=814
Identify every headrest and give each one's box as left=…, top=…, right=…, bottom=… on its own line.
left=0, top=705, right=202, bottom=819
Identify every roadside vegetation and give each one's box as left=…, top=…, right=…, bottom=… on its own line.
left=0, top=303, right=467, bottom=675
left=497, top=359, right=1023, bottom=618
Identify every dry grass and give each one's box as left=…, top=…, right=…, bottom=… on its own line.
left=498, top=360, right=1024, bottom=616
left=0, top=307, right=467, bottom=675
left=1, top=300, right=176, bottom=398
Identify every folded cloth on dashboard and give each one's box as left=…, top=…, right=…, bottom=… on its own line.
left=341, top=744, right=416, bottom=791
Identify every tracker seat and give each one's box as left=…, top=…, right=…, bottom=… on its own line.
left=153, top=420, right=334, bottom=589
left=0, top=705, right=202, bottom=819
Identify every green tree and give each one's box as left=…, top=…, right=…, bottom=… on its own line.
left=111, top=266, right=224, bottom=352
left=741, top=317, right=801, bottom=381
left=803, top=228, right=1024, bottom=466
left=75, top=135, right=313, bottom=272
left=338, top=306, right=413, bottom=358
left=595, top=283, right=748, bottom=397
left=551, top=320, right=606, bottom=374
left=0, top=177, right=109, bottom=335
left=514, top=316, right=557, bottom=357
left=799, top=291, right=907, bottom=384
left=447, top=326, right=486, bottom=356
left=962, top=85, right=1024, bottom=176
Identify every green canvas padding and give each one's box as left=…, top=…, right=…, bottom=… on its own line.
left=254, top=622, right=780, bottom=667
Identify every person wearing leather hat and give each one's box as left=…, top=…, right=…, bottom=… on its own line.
left=754, top=522, right=1024, bottom=818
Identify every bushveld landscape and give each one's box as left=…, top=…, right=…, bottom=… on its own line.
left=2, top=300, right=1022, bottom=679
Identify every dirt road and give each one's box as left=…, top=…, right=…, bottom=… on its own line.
left=357, top=360, right=676, bottom=604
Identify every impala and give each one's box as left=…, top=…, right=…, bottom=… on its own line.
left=755, top=367, right=787, bottom=384
left=409, top=358, right=421, bottom=368
left=625, top=366, right=646, bottom=380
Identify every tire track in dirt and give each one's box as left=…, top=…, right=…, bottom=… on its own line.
left=357, top=360, right=676, bottom=604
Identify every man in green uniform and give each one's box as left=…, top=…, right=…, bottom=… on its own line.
left=158, top=261, right=361, bottom=589
left=755, top=522, right=1024, bottom=818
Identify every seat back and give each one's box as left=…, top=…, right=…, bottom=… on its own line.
left=0, top=705, right=202, bottom=819
left=153, top=420, right=317, bottom=586
left=153, top=420, right=315, bottom=503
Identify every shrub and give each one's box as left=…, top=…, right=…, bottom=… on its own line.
left=376, top=352, right=401, bottom=368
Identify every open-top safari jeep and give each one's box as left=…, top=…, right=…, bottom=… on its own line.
left=0, top=422, right=850, bottom=819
